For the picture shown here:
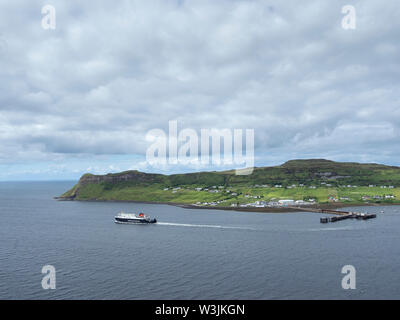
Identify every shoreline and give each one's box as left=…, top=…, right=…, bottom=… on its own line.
left=54, top=197, right=398, bottom=213
left=177, top=202, right=394, bottom=213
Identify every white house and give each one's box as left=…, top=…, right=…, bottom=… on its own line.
left=278, top=199, right=295, bottom=206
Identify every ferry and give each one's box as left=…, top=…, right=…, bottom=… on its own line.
left=114, top=212, right=157, bottom=224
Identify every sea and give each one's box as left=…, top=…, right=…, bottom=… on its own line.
left=1, top=181, right=399, bottom=299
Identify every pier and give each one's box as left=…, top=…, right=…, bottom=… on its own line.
left=287, top=206, right=377, bottom=223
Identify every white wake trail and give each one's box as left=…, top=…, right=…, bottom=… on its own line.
left=156, top=222, right=255, bottom=230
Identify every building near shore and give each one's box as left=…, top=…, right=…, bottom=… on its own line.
left=278, top=199, right=295, bottom=206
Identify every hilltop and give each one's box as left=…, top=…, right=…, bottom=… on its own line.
left=59, top=159, right=400, bottom=207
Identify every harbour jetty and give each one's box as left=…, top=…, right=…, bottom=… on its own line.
left=287, top=206, right=377, bottom=223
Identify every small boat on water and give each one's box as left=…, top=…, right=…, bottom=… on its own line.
left=114, top=212, right=157, bottom=224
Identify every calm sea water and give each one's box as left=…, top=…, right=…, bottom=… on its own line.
left=1, top=181, right=400, bottom=300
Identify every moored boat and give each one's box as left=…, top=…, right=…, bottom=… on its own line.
left=114, top=212, right=157, bottom=224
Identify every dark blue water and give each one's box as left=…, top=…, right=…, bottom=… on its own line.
left=1, top=181, right=400, bottom=299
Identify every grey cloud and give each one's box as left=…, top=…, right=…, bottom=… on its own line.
left=0, top=0, right=400, bottom=173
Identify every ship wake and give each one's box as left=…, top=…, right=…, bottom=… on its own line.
left=156, top=222, right=255, bottom=230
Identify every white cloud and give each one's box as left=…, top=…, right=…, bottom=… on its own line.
left=0, top=0, right=400, bottom=179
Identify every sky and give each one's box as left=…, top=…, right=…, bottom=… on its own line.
left=0, top=0, right=399, bottom=180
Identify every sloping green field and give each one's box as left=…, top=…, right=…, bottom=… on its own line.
left=60, top=159, right=400, bottom=206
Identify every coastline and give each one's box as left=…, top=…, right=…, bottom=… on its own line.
left=177, top=202, right=393, bottom=213
left=54, top=197, right=396, bottom=213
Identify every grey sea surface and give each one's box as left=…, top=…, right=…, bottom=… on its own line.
left=1, top=181, right=399, bottom=299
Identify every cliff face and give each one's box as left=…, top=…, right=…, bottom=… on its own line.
left=59, top=171, right=165, bottom=199
left=78, top=171, right=165, bottom=186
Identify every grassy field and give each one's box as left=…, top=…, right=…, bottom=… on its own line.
left=60, top=159, right=400, bottom=206
left=64, top=183, right=400, bottom=206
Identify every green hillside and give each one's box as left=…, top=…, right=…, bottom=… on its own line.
left=59, top=159, right=400, bottom=206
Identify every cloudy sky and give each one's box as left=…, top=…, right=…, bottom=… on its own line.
left=0, top=0, right=399, bottom=180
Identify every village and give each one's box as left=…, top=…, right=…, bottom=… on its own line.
left=161, top=183, right=398, bottom=208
